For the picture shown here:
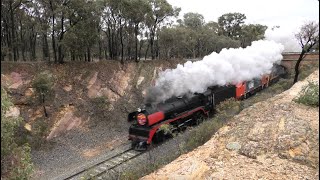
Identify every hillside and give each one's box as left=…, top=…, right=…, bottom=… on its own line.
left=142, top=69, right=319, bottom=180
left=1, top=60, right=185, bottom=179
left=1, top=60, right=318, bottom=179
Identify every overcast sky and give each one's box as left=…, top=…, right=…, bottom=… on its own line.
left=167, top=0, right=319, bottom=52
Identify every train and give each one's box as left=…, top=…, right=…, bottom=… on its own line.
left=128, top=64, right=287, bottom=150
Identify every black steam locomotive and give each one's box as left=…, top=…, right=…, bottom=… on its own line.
left=128, top=64, right=287, bottom=150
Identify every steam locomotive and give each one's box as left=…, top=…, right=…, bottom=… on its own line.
left=128, top=64, right=287, bottom=150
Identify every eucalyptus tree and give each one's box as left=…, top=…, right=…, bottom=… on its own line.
left=63, top=0, right=101, bottom=62
left=183, top=12, right=205, bottom=29
left=18, top=1, right=43, bottom=61
left=240, top=24, right=267, bottom=47
left=158, top=26, right=182, bottom=59
left=218, top=12, right=246, bottom=39
left=182, top=12, right=205, bottom=57
left=101, top=0, right=128, bottom=62
left=146, top=0, right=180, bottom=59
left=293, top=21, right=319, bottom=83
left=1, top=0, right=25, bottom=61
left=205, top=21, right=219, bottom=33
left=32, top=1, right=51, bottom=61
left=124, top=0, right=151, bottom=62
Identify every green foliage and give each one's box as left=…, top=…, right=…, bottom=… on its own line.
left=240, top=24, right=268, bottom=47
left=119, top=152, right=177, bottom=180
left=158, top=124, right=173, bottom=135
left=91, top=96, right=110, bottom=110
left=2, top=0, right=269, bottom=62
left=30, top=117, right=50, bottom=149
left=294, top=82, right=319, bottom=107
left=1, top=87, right=33, bottom=179
left=298, top=62, right=319, bottom=81
left=216, top=97, right=241, bottom=114
left=1, top=88, right=20, bottom=159
left=269, top=78, right=292, bottom=93
left=181, top=119, right=223, bottom=152
left=7, top=145, right=33, bottom=180
left=32, top=71, right=53, bottom=103
left=183, top=12, right=205, bottom=29
left=218, top=12, right=246, bottom=39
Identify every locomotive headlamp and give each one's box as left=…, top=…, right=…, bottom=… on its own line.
left=137, top=113, right=147, bottom=125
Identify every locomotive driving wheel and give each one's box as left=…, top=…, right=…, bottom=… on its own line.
left=153, top=130, right=166, bottom=143
left=194, top=112, right=205, bottom=125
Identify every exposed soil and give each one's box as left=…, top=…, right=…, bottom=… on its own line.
left=1, top=60, right=185, bottom=179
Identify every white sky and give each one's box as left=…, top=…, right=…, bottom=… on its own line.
left=167, top=0, right=319, bottom=52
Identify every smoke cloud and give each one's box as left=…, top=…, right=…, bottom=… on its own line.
left=265, top=26, right=301, bottom=52
left=145, top=40, right=284, bottom=104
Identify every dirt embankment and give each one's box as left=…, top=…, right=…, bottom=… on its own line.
left=142, top=70, right=319, bottom=180
left=1, top=60, right=183, bottom=141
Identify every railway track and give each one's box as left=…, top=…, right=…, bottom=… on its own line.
left=64, top=146, right=142, bottom=180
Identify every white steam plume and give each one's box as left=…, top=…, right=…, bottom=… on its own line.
left=145, top=40, right=284, bottom=104
left=265, top=26, right=301, bottom=52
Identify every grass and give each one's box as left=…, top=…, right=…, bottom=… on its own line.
left=294, top=81, right=319, bottom=107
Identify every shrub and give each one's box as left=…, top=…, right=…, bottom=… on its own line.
left=216, top=97, right=241, bottom=114
left=294, top=82, right=319, bottom=107
left=32, top=71, right=54, bottom=104
left=91, top=96, right=110, bottom=110
left=1, top=87, right=33, bottom=179
left=30, top=117, right=51, bottom=149
left=158, top=124, right=174, bottom=136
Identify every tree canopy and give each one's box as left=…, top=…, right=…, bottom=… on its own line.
left=1, top=0, right=269, bottom=62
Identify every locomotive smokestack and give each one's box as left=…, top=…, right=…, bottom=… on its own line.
left=145, top=40, right=284, bottom=104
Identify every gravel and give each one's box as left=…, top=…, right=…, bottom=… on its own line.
left=31, top=122, right=130, bottom=180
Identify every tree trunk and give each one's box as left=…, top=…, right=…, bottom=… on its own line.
left=119, top=19, right=124, bottom=64
left=19, top=20, right=26, bottom=61
left=58, top=13, right=64, bottom=64
left=135, top=24, right=139, bottom=62
left=104, top=48, right=108, bottom=60
left=5, top=15, right=12, bottom=61
left=42, top=33, right=50, bottom=61
left=156, top=33, right=159, bottom=59
left=9, top=2, right=17, bottom=61
left=30, top=26, right=37, bottom=60
left=145, top=42, right=150, bottom=60
left=150, top=30, right=155, bottom=60
left=87, top=47, right=91, bottom=62
left=107, top=26, right=112, bottom=59
left=70, top=50, right=75, bottom=61
left=50, top=1, right=57, bottom=63
left=98, top=27, right=102, bottom=60
left=293, top=44, right=315, bottom=84
left=138, top=39, right=144, bottom=61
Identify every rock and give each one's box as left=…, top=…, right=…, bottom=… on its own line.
left=46, top=106, right=82, bottom=140
left=8, top=72, right=23, bottom=89
left=239, top=141, right=260, bottom=159
left=63, top=85, right=72, bottom=92
left=100, top=88, right=119, bottom=102
left=5, top=106, right=20, bottom=118
left=25, top=88, right=34, bottom=97
left=226, top=142, right=241, bottom=151
left=136, top=76, right=145, bottom=88
left=87, top=72, right=98, bottom=89
left=24, top=123, right=32, bottom=131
